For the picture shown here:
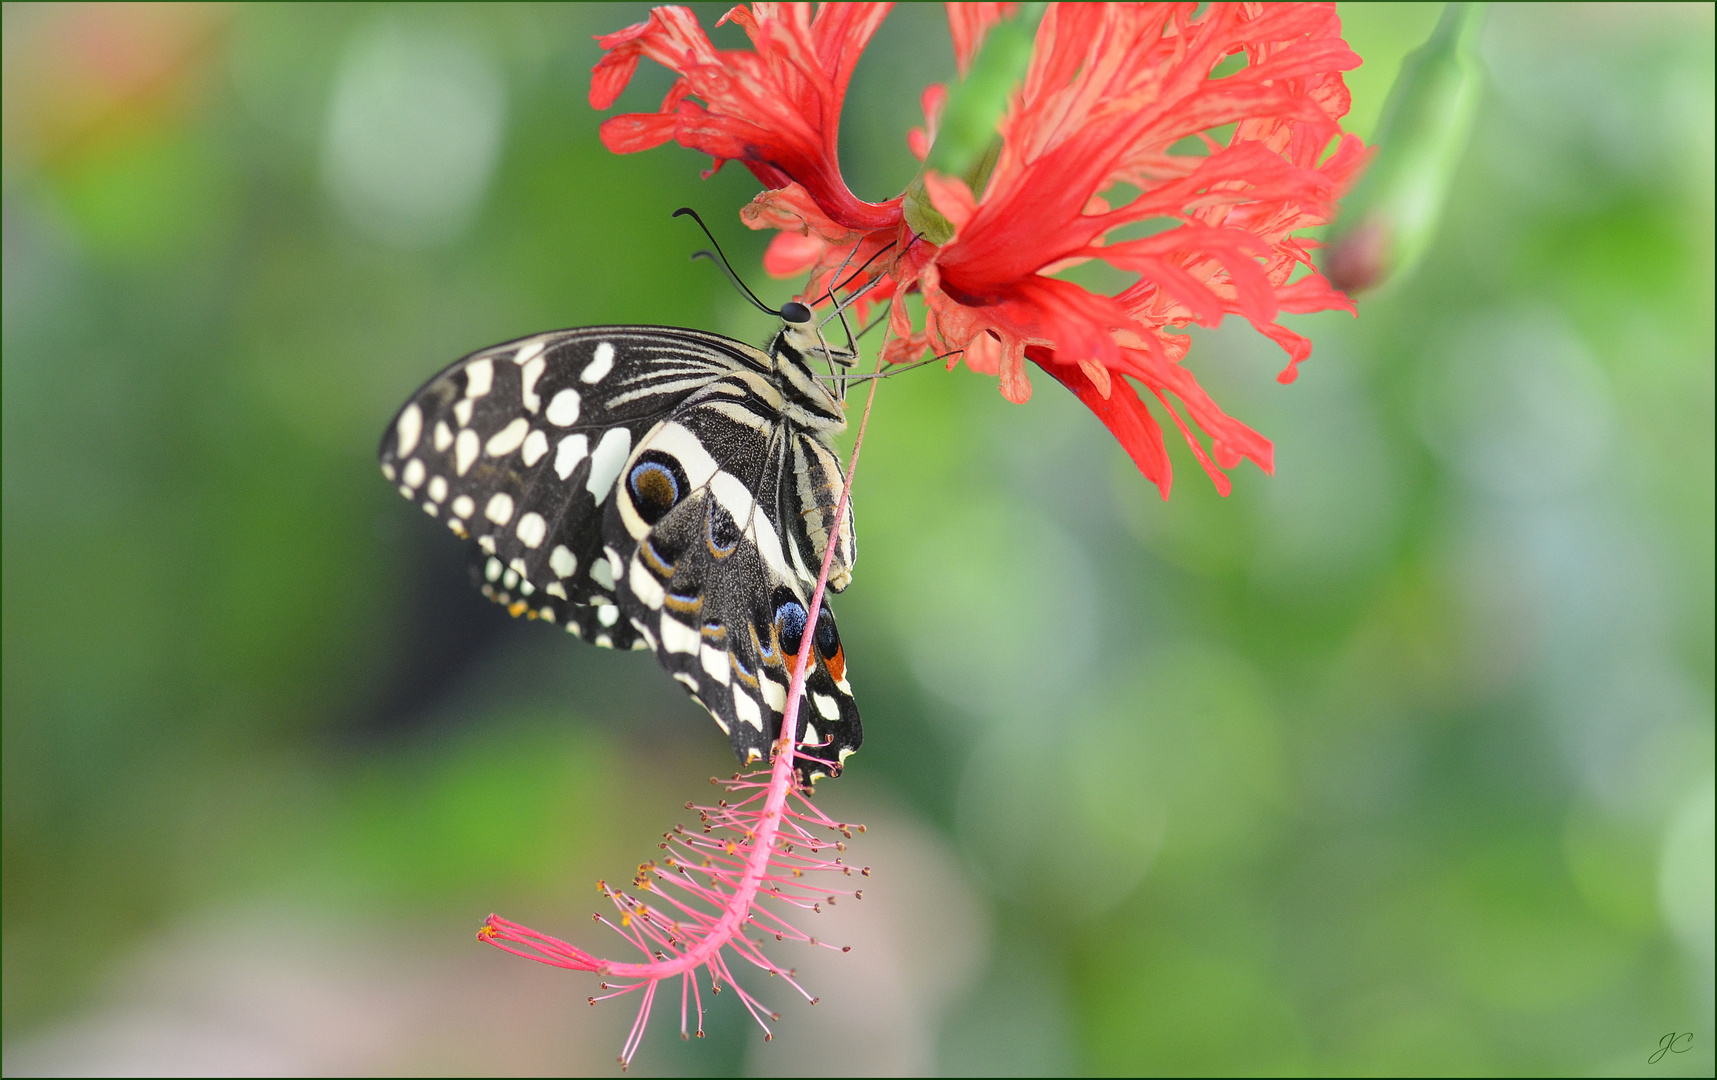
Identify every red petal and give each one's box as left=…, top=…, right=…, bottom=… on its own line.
left=763, top=231, right=826, bottom=278
left=589, top=3, right=899, bottom=232
left=1258, top=321, right=1313, bottom=385
left=946, top=2, right=1019, bottom=77
left=598, top=112, right=680, bottom=154
left=589, top=47, right=643, bottom=110
left=1149, top=386, right=1231, bottom=497
left=1036, top=350, right=1173, bottom=499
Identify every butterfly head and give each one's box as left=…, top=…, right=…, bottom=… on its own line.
left=776, top=301, right=858, bottom=374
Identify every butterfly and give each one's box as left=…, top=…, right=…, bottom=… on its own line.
left=379, top=300, right=861, bottom=782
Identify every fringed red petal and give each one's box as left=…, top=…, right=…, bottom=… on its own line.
left=1037, top=349, right=1174, bottom=499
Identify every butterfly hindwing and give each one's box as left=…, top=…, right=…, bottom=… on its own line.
left=604, top=382, right=861, bottom=780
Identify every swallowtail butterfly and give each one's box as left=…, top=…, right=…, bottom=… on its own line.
left=379, top=299, right=861, bottom=782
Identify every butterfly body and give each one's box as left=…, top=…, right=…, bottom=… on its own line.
left=380, top=323, right=859, bottom=780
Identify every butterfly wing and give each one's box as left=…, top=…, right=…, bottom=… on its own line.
left=604, top=379, right=861, bottom=781
left=379, top=327, right=750, bottom=648
left=380, top=325, right=861, bottom=780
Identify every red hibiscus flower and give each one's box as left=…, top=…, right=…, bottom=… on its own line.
left=592, top=2, right=1367, bottom=498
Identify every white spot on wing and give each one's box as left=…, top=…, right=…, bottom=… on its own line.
left=660, top=615, right=699, bottom=654
left=802, top=722, right=820, bottom=747
left=546, top=388, right=581, bottom=427
left=484, top=492, right=514, bottom=525
left=701, top=644, right=731, bottom=685
left=630, top=557, right=665, bottom=610
left=521, top=428, right=548, bottom=466
left=402, top=458, right=425, bottom=488
left=485, top=417, right=529, bottom=458
left=427, top=476, right=447, bottom=502
left=484, top=557, right=503, bottom=581
left=433, top=421, right=453, bottom=452
left=590, top=556, right=615, bottom=590
left=512, top=339, right=545, bottom=366
left=549, top=545, right=576, bottom=578
left=581, top=342, right=615, bottom=384
left=545, top=581, right=567, bottom=599
left=674, top=671, right=700, bottom=692
left=516, top=511, right=547, bottom=548
left=395, top=404, right=422, bottom=457
left=453, top=399, right=474, bottom=427
left=761, top=677, right=786, bottom=712
left=554, top=434, right=588, bottom=480
left=521, top=353, right=546, bottom=412
left=814, top=693, right=841, bottom=721
left=454, top=428, right=480, bottom=475
left=452, top=495, right=475, bottom=519
left=380, top=462, right=396, bottom=482
left=597, top=604, right=619, bottom=627
left=464, top=358, right=493, bottom=398
left=586, top=428, right=631, bottom=500
left=732, top=686, right=764, bottom=731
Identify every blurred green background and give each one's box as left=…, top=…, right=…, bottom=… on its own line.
left=3, top=2, right=1712, bottom=1075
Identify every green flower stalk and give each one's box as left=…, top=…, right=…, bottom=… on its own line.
left=903, top=3, right=1046, bottom=244
left=1323, top=2, right=1487, bottom=293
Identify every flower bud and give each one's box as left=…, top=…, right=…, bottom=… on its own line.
left=904, top=3, right=1046, bottom=243
left=1323, top=2, right=1486, bottom=293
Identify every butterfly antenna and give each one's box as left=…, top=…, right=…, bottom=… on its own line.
left=673, top=207, right=780, bottom=318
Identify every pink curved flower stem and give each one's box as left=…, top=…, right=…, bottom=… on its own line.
left=597, top=343, right=883, bottom=985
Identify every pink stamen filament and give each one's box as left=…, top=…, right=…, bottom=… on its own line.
left=481, top=328, right=886, bottom=1068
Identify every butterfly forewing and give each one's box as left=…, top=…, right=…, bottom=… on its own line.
left=380, top=325, right=860, bottom=780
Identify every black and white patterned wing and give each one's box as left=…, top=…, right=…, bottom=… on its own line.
left=603, top=379, right=861, bottom=782
left=379, top=327, right=747, bottom=647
